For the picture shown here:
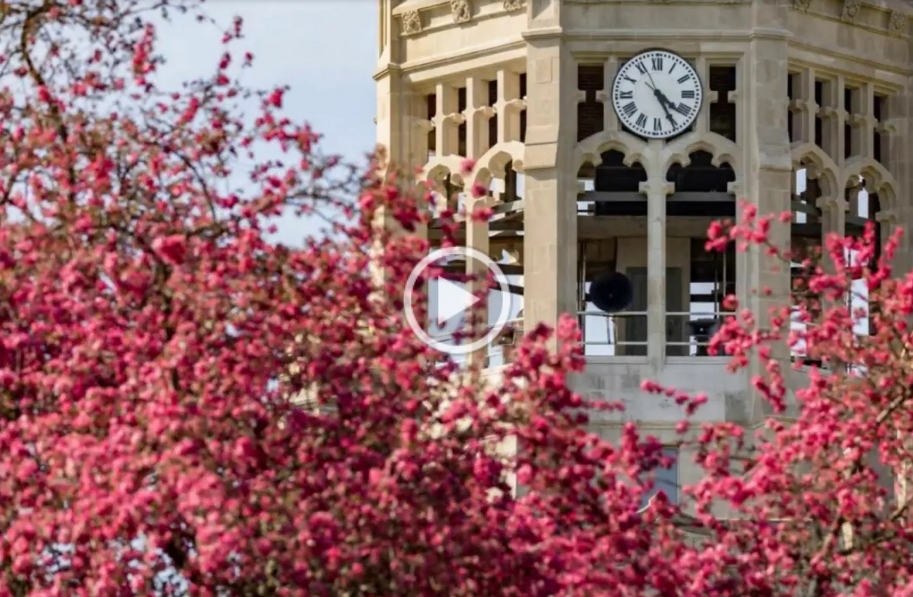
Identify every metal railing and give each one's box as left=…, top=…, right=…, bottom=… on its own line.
left=576, top=310, right=648, bottom=356
left=423, top=310, right=745, bottom=363
left=665, top=311, right=729, bottom=357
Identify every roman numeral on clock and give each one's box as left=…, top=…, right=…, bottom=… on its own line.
left=635, top=113, right=647, bottom=128
left=677, top=74, right=691, bottom=84
left=681, top=90, right=695, bottom=99
left=673, top=103, right=690, bottom=116
left=635, top=62, right=648, bottom=75
left=622, top=102, right=637, bottom=116
left=653, top=118, right=662, bottom=132
left=618, top=91, right=633, bottom=100
left=651, top=57, right=663, bottom=71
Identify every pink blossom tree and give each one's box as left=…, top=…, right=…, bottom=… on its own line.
left=0, top=1, right=910, bottom=596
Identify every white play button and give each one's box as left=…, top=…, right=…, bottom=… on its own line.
left=403, top=247, right=514, bottom=357
left=436, top=277, right=481, bottom=326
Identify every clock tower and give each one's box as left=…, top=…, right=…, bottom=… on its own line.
left=375, top=0, right=913, bottom=500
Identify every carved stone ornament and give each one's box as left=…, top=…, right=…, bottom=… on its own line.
left=401, top=10, right=422, bottom=35
left=503, top=0, right=525, bottom=10
left=888, top=10, right=908, bottom=36
left=791, top=0, right=811, bottom=12
left=451, top=0, right=471, bottom=23
left=841, top=0, right=861, bottom=22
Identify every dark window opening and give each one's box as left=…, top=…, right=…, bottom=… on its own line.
left=814, top=80, right=824, bottom=146
left=874, top=94, right=886, bottom=164
left=577, top=64, right=605, bottom=141
left=844, top=88, right=854, bottom=159
left=519, top=73, right=527, bottom=142
left=488, top=79, right=498, bottom=149
left=457, top=86, right=467, bottom=156
left=709, top=66, right=737, bottom=142
left=594, top=150, right=647, bottom=194
left=427, top=93, right=437, bottom=153
left=666, top=151, right=735, bottom=193
left=787, top=73, right=795, bottom=142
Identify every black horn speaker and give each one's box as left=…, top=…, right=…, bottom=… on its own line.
left=587, top=271, right=633, bottom=313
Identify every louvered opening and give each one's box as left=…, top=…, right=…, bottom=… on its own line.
left=709, top=66, right=736, bottom=142
left=577, top=64, right=604, bottom=141
left=488, top=79, right=498, bottom=149
left=519, top=73, right=527, bottom=142
left=814, top=79, right=823, bottom=147
left=874, top=93, right=885, bottom=163
left=427, top=93, right=436, bottom=153
left=844, top=87, right=855, bottom=159
left=457, top=86, right=467, bottom=156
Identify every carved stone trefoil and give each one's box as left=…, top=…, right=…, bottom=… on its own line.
left=503, top=0, right=525, bottom=10
left=791, top=0, right=811, bottom=13
left=841, top=0, right=861, bottom=22
left=451, top=0, right=472, bottom=23
left=401, top=10, right=422, bottom=35
left=888, top=10, right=908, bottom=36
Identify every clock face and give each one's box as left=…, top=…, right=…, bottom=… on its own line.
left=612, top=50, right=703, bottom=139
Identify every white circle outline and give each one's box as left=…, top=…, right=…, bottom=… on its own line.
left=403, top=247, right=513, bottom=356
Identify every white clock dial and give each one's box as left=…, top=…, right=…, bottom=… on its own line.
left=612, top=49, right=703, bottom=140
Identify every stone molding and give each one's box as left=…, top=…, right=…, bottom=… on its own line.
left=503, top=0, right=525, bottom=9
left=401, top=10, right=422, bottom=35
left=791, top=0, right=812, bottom=12
left=888, top=10, right=908, bottom=36
left=451, top=0, right=472, bottom=23
left=841, top=0, right=862, bottom=22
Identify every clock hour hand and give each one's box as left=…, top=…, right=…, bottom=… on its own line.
left=652, top=88, right=677, bottom=128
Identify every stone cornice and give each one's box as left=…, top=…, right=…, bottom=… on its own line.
left=400, top=38, right=527, bottom=80
left=789, top=43, right=912, bottom=79
left=373, top=63, right=404, bottom=82
left=392, top=0, right=449, bottom=15
left=789, top=0, right=911, bottom=37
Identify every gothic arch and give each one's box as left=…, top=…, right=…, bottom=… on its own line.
left=842, top=157, right=899, bottom=209
left=790, top=143, right=840, bottom=187
left=574, top=130, right=646, bottom=172
left=464, top=141, right=525, bottom=188
left=422, top=155, right=467, bottom=186
left=660, top=132, right=740, bottom=180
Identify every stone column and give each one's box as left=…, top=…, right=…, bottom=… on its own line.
left=466, top=197, right=491, bottom=367
left=819, top=75, right=847, bottom=166
left=640, top=142, right=675, bottom=366
left=883, top=87, right=913, bottom=275
left=742, top=6, right=793, bottom=423
left=521, top=33, right=578, bottom=351
left=595, top=56, right=620, bottom=133
left=494, top=69, right=523, bottom=144
left=694, top=57, right=717, bottom=135
left=464, top=76, right=494, bottom=367
left=816, top=193, right=846, bottom=273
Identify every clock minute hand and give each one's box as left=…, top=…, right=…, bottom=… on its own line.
left=652, top=88, right=677, bottom=128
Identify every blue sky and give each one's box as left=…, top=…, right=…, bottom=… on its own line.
left=157, top=1, right=378, bottom=244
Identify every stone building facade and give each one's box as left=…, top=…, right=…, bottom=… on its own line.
left=374, top=0, right=911, bottom=502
